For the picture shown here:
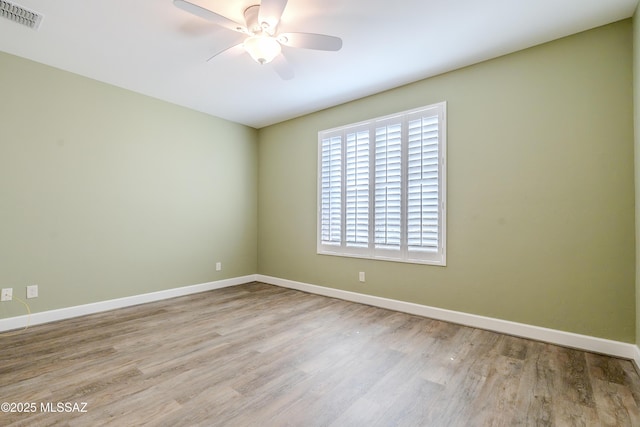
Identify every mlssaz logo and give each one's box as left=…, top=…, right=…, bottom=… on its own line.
left=40, top=402, right=88, bottom=413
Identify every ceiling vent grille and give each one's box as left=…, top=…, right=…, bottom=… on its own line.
left=0, top=1, right=43, bottom=30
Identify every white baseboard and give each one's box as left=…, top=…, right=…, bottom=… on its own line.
left=633, top=345, right=640, bottom=373
left=3, top=273, right=638, bottom=364
left=258, top=274, right=639, bottom=361
left=0, top=275, right=257, bottom=332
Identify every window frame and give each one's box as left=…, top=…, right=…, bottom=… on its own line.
left=317, top=102, right=447, bottom=266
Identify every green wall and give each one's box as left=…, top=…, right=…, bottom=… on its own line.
left=0, top=52, right=258, bottom=318
left=258, top=20, right=635, bottom=342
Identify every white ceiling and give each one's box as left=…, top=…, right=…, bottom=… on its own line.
left=0, top=0, right=637, bottom=128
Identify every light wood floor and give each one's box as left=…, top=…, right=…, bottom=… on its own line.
left=2, top=282, right=640, bottom=426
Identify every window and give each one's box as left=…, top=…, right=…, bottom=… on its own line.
left=318, top=102, right=446, bottom=265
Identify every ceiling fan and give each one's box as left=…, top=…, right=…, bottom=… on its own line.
left=173, top=0, right=343, bottom=80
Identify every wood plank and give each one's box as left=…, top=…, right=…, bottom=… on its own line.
left=513, top=341, right=555, bottom=426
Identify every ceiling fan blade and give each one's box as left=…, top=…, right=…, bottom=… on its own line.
left=206, top=42, right=245, bottom=62
left=258, top=0, right=288, bottom=31
left=173, top=0, right=246, bottom=33
left=278, top=33, right=342, bottom=51
left=271, top=54, right=294, bottom=80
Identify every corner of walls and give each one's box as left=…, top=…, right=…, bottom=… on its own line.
left=634, top=4, right=640, bottom=357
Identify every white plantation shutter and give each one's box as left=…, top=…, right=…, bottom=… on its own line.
left=320, top=135, right=342, bottom=246
left=345, top=129, right=370, bottom=248
left=374, top=122, right=402, bottom=251
left=318, top=102, right=446, bottom=265
left=407, top=113, right=440, bottom=254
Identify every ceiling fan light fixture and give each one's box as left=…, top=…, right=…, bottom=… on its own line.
left=243, top=35, right=281, bottom=64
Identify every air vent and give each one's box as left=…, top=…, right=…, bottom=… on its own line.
left=0, top=1, right=43, bottom=30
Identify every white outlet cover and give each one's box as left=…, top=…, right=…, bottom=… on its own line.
left=26, top=285, right=38, bottom=299
left=1, top=288, right=13, bottom=301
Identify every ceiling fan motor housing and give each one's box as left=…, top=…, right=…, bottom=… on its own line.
left=242, top=4, right=281, bottom=64
left=244, top=5, right=263, bottom=34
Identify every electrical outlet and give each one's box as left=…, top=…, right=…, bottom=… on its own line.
left=359, top=272, right=365, bottom=282
left=26, top=285, right=38, bottom=299
left=1, top=288, right=13, bottom=301
left=216, top=262, right=222, bottom=271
